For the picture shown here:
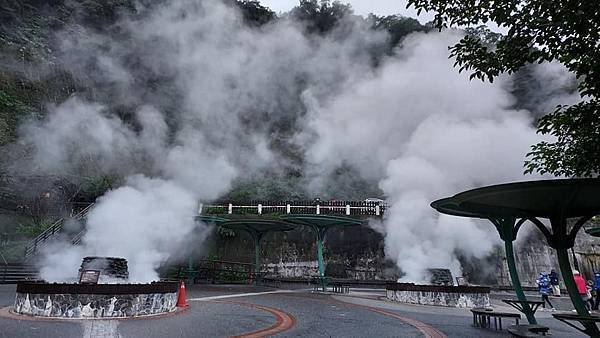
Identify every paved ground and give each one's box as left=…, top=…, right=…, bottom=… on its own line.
left=0, top=284, right=590, bottom=337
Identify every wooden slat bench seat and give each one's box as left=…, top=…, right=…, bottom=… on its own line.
left=508, top=324, right=550, bottom=337
left=471, top=308, right=521, bottom=330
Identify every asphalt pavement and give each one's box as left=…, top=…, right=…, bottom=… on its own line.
left=0, top=284, right=590, bottom=337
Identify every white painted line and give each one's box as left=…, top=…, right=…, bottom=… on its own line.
left=82, top=320, right=120, bottom=338
left=188, top=290, right=294, bottom=301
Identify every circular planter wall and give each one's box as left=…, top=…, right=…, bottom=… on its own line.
left=14, top=282, right=179, bottom=318
left=386, top=283, right=490, bottom=308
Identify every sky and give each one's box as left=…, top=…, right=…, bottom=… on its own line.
left=260, top=0, right=508, bottom=34
left=261, top=0, right=433, bottom=20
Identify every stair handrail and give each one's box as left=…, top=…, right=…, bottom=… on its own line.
left=24, top=203, right=95, bottom=259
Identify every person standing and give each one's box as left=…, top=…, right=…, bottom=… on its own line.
left=549, top=269, right=561, bottom=296
left=574, top=270, right=591, bottom=311
left=537, top=272, right=555, bottom=310
left=594, top=271, right=600, bottom=311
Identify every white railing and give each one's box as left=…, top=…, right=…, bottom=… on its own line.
left=198, top=200, right=386, bottom=217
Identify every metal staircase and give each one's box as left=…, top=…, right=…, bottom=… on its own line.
left=23, top=203, right=94, bottom=261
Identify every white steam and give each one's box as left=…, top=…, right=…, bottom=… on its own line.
left=24, top=0, right=386, bottom=282
left=18, top=1, right=579, bottom=283
left=299, top=31, right=572, bottom=282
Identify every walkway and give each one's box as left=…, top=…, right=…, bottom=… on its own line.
left=0, top=284, right=587, bottom=337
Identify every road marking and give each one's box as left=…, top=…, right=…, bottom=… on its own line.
left=188, top=289, right=294, bottom=301
left=330, top=297, right=447, bottom=338
left=82, top=320, right=120, bottom=338
left=216, top=300, right=296, bottom=338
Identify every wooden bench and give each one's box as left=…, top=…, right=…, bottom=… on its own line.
left=508, top=324, right=550, bottom=337
left=471, top=308, right=521, bottom=330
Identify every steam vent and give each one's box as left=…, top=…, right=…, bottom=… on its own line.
left=13, top=257, right=178, bottom=318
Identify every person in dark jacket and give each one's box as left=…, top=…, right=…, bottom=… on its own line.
left=537, top=272, right=555, bottom=310
left=549, top=269, right=560, bottom=296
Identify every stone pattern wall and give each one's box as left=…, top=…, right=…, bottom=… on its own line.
left=210, top=219, right=600, bottom=285
left=14, top=292, right=177, bottom=318
left=264, top=261, right=319, bottom=278
left=386, top=289, right=490, bottom=308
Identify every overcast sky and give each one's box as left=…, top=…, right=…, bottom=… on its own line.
left=260, top=1, right=509, bottom=33
left=260, top=0, right=435, bottom=21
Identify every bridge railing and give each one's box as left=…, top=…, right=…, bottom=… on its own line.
left=199, top=200, right=387, bottom=217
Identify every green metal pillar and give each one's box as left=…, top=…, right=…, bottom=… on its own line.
left=315, top=227, right=326, bottom=291
left=187, top=255, right=194, bottom=285
left=504, top=239, right=536, bottom=324
left=493, top=218, right=536, bottom=324
left=557, top=247, right=600, bottom=336
left=552, top=215, right=599, bottom=337
left=253, top=233, right=263, bottom=285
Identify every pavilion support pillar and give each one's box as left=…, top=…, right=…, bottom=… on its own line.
left=494, top=218, right=536, bottom=324
left=187, top=255, right=195, bottom=285
left=504, top=239, right=536, bottom=324
left=531, top=216, right=600, bottom=337
left=556, top=248, right=590, bottom=314
left=252, top=232, right=263, bottom=285
left=315, top=227, right=327, bottom=291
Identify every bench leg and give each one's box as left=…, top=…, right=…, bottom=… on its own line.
left=499, top=318, right=502, bottom=330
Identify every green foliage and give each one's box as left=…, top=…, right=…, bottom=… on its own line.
left=0, top=88, right=33, bottom=145
left=291, top=0, right=353, bottom=34
left=369, top=14, right=427, bottom=47
left=81, top=175, right=121, bottom=200
left=525, top=100, right=600, bottom=177
left=407, top=0, right=600, bottom=177
left=232, top=0, right=276, bottom=26
left=0, top=239, right=28, bottom=263
left=15, top=217, right=58, bottom=237
left=224, top=176, right=307, bottom=201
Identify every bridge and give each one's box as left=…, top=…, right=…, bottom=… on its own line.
left=198, top=199, right=387, bottom=217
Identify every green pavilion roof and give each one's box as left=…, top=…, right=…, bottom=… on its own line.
left=280, top=214, right=363, bottom=227
left=432, top=179, right=600, bottom=219
left=220, top=219, right=295, bottom=234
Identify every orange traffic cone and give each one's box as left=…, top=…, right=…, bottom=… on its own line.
left=176, top=280, right=188, bottom=308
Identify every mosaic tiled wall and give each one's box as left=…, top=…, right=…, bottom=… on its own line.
left=14, top=292, right=177, bottom=318
left=386, top=290, right=491, bottom=308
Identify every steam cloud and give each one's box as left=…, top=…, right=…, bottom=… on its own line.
left=14, top=1, right=578, bottom=282
left=300, top=32, right=577, bottom=282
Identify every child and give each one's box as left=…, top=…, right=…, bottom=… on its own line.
left=537, top=272, right=555, bottom=310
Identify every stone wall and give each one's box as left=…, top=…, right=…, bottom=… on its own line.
left=203, top=219, right=600, bottom=285
left=14, top=292, right=177, bottom=318
left=506, top=226, right=600, bottom=287
left=386, top=289, right=490, bottom=308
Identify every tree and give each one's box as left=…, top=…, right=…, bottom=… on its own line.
left=407, top=0, right=600, bottom=177
left=368, top=14, right=427, bottom=48
left=290, top=0, right=353, bottom=34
